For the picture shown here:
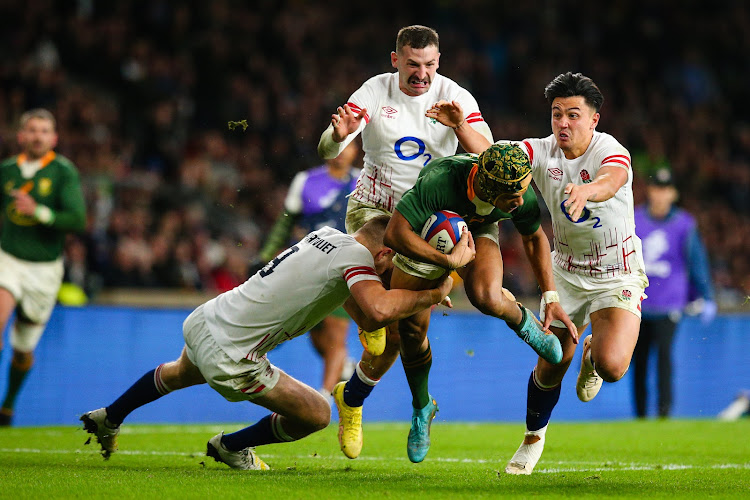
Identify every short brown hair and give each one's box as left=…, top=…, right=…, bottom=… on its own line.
left=357, top=215, right=391, bottom=246
left=396, top=25, right=439, bottom=53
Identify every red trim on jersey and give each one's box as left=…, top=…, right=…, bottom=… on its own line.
left=344, top=266, right=376, bottom=279
left=465, top=112, right=484, bottom=124
left=601, top=155, right=630, bottom=169
left=344, top=268, right=378, bottom=282
left=522, top=140, right=534, bottom=164
left=347, top=102, right=370, bottom=123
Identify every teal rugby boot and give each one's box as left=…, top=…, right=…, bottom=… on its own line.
left=407, top=396, right=438, bottom=463
left=508, top=304, right=563, bottom=364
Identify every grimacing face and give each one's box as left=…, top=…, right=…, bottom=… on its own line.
left=490, top=174, right=533, bottom=214
left=18, top=117, right=57, bottom=160
left=551, top=96, right=599, bottom=159
left=391, top=44, right=440, bottom=97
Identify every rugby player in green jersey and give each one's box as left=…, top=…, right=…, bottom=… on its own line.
left=385, top=143, right=577, bottom=462
left=0, top=109, right=86, bottom=426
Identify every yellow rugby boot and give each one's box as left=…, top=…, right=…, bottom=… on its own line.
left=333, top=382, right=363, bottom=459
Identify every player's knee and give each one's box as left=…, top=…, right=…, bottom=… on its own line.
left=397, top=317, right=427, bottom=344
left=594, top=356, right=629, bottom=383
left=306, top=397, right=332, bottom=432
left=468, top=285, right=511, bottom=317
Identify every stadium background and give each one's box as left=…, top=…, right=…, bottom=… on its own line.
left=0, top=1, right=748, bottom=424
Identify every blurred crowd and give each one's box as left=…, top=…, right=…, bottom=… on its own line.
left=0, top=0, right=748, bottom=304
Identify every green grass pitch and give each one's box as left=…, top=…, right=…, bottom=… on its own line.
left=2, top=419, right=748, bottom=499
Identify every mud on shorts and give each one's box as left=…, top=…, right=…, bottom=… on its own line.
left=183, top=304, right=282, bottom=402
left=0, top=247, right=63, bottom=350
left=540, top=266, right=649, bottom=328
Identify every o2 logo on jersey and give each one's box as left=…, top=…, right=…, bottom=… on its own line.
left=560, top=199, right=602, bottom=228
left=395, top=136, right=432, bottom=166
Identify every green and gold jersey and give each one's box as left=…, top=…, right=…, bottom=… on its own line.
left=1, top=151, right=86, bottom=261
left=396, top=153, right=541, bottom=236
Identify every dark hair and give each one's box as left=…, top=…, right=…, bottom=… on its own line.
left=544, top=72, right=604, bottom=112
left=396, top=25, right=439, bottom=53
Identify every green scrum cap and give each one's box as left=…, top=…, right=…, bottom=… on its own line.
left=476, top=143, right=532, bottom=197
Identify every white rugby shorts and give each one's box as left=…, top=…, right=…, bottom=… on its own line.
left=345, top=198, right=391, bottom=234
left=0, top=247, right=63, bottom=325
left=183, top=304, right=281, bottom=402
left=541, top=266, right=649, bottom=328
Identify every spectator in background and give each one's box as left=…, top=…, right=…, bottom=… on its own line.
left=633, top=167, right=716, bottom=418
left=251, top=141, right=361, bottom=400
left=0, top=109, right=86, bottom=426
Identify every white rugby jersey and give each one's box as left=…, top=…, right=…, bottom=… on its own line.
left=518, top=132, right=646, bottom=278
left=201, top=227, right=380, bottom=362
left=336, top=72, right=492, bottom=212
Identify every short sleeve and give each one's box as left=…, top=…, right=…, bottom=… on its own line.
left=334, top=241, right=382, bottom=289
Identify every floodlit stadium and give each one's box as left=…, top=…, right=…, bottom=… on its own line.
left=0, top=1, right=748, bottom=498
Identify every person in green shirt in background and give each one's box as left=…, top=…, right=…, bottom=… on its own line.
left=0, top=108, right=86, bottom=426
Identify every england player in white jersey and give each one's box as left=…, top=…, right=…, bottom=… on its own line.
left=317, top=25, right=493, bottom=461
left=318, top=27, right=493, bottom=214
left=80, top=216, right=466, bottom=470
left=520, top=131, right=645, bottom=279
left=500, top=72, right=649, bottom=475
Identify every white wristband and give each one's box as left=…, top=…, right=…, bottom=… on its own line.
left=542, top=291, right=560, bottom=305
left=34, top=204, right=55, bottom=225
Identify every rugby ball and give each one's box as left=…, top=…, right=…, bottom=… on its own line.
left=420, top=210, right=467, bottom=254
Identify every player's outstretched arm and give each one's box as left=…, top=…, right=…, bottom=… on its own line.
left=425, top=100, right=492, bottom=154
left=317, top=104, right=367, bottom=159
left=344, top=275, right=453, bottom=332
left=563, top=165, right=628, bottom=221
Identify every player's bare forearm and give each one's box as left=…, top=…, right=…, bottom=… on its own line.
left=563, top=167, right=627, bottom=221
left=521, top=227, right=556, bottom=293
left=456, top=124, right=493, bottom=154
left=425, top=100, right=492, bottom=154
left=348, top=278, right=451, bottom=331
left=384, top=211, right=450, bottom=268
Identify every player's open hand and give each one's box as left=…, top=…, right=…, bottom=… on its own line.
left=446, top=228, right=475, bottom=269
left=425, top=100, right=465, bottom=129
left=563, top=183, right=593, bottom=222
left=11, top=189, right=37, bottom=216
left=332, top=104, right=367, bottom=142
left=542, top=302, right=578, bottom=344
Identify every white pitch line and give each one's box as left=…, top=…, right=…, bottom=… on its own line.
left=2, top=447, right=749, bottom=472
